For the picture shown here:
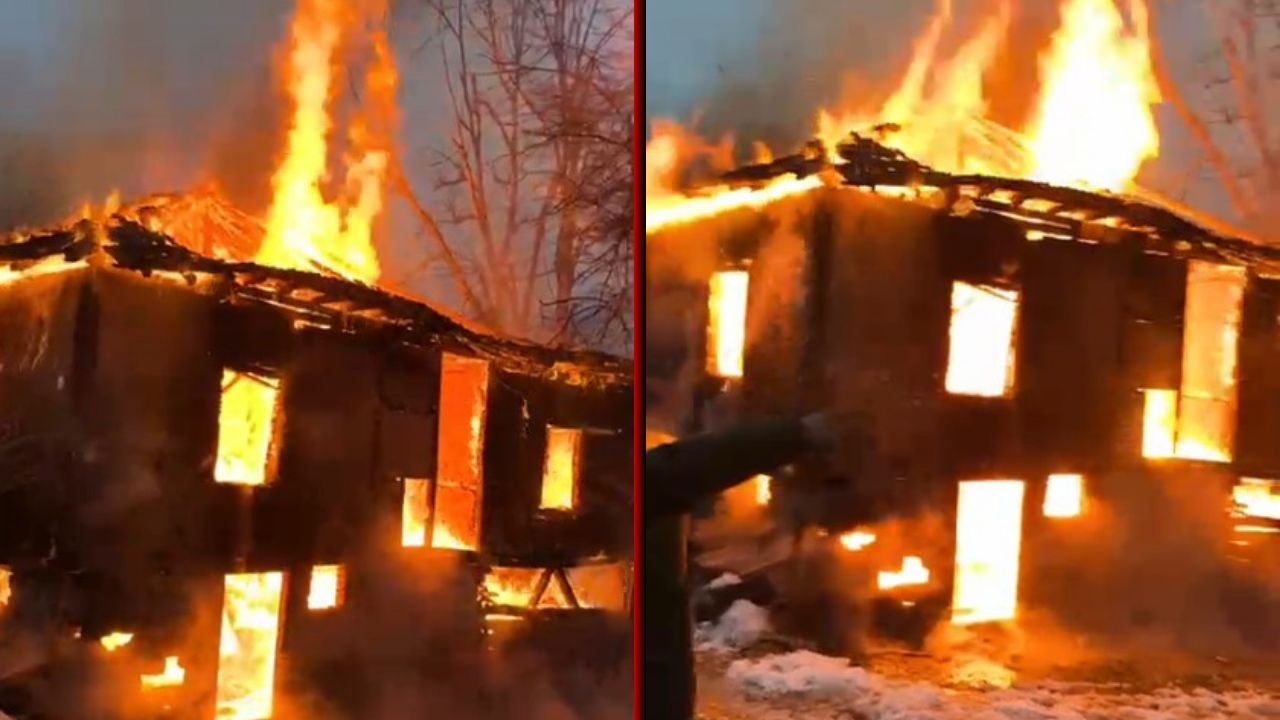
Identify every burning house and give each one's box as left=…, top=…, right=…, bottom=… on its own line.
left=0, top=192, right=632, bottom=718
left=646, top=130, right=1280, bottom=653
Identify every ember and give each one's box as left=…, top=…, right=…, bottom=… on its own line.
left=216, top=572, right=285, bottom=719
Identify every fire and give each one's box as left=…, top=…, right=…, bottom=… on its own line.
left=255, top=0, right=399, bottom=284
left=215, top=371, right=280, bottom=486
left=0, top=567, right=9, bottom=608
left=100, top=632, right=134, bottom=652
left=1043, top=473, right=1084, bottom=518
left=140, top=656, right=185, bottom=690
left=216, top=571, right=285, bottom=720
left=645, top=173, right=824, bottom=234
left=1173, top=262, right=1245, bottom=463
left=1234, top=479, right=1280, bottom=521
left=541, top=427, right=583, bottom=510
left=754, top=474, right=771, bottom=506
left=307, top=564, right=344, bottom=610
left=1141, top=388, right=1177, bottom=458
left=878, top=556, right=930, bottom=590
left=433, top=355, right=490, bottom=551
left=952, top=480, right=1025, bottom=626
left=1027, top=0, right=1160, bottom=191
left=400, top=477, right=430, bottom=548
left=839, top=530, right=877, bottom=552
left=707, top=270, right=749, bottom=378
left=944, top=282, right=1019, bottom=397
left=646, top=0, right=1167, bottom=230
left=483, top=567, right=541, bottom=608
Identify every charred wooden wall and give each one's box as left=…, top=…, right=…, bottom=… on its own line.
left=0, top=269, right=88, bottom=565
left=482, top=370, right=632, bottom=564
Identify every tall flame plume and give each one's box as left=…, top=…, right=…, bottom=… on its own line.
left=256, top=0, right=399, bottom=284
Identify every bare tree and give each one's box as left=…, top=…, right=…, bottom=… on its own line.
left=393, top=0, right=633, bottom=351
left=1149, top=0, right=1280, bottom=236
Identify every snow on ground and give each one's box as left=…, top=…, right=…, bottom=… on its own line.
left=694, top=602, right=1280, bottom=719
left=706, top=649, right=1280, bottom=720
left=696, top=599, right=770, bottom=652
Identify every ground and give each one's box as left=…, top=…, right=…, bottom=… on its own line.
left=693, top=602, right=1280, bottom=720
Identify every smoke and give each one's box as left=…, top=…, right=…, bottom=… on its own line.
left=0, top=0, right=292, bottom=231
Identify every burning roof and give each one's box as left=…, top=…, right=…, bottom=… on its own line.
left=0, top=200, right=631, bottom=387
left=649, top=131, right=1280, bottom=277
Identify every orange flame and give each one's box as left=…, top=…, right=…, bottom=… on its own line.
left=400, top=477, right=431, bottom=548
left=256, top=0, right=398, bottom=284
left=1141, top=388, right=1177, bottom=459
left=216, top=572, right=285, bottom=720
left=839, top=530, right=877, bottom=552
left=0, top=567, right=9, bottom=608
left=140, top=656, right=185, bottom=690
left=1027, top=0, right=1160, bottom=191
left=100, top=632, right=134, bottom=652
left=754, top=474, right=772, bottom=506
left=432, top=355, right=490, bottom=552
left=878, top=556, right=930, bottom=590
left=952, top=480, right=1025, bottom=625
left=1234, top=479, right=1280, bottom=521
left=1043, top=474, right=1084, bottom=518
left=645, top=0, right=1165, bottom=231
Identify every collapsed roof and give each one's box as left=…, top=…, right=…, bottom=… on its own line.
left=714, top=132, right=1280, bottom=276
left=0, top=191, right=631, bottom=387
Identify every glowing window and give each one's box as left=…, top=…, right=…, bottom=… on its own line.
left=1141, top=388, right=1177, bottom=458
left=1140, top=263, right=1246, bottom=463
left=215, top=370, right=281, bottom=486
left=540, top=427, right=583, bottom=510
left=1173, top=261, right=1245, bottom=462
left=400, top=478, right=431, bottom=548
left=433, top=354, right=490, bottom=551
left=1043, top=474, right=1084, bottom=518
left=707, top=270, right=749, bottom=378
left=307, top=564, right=344, bottom=611
left=216, top=571, right=284, bottom=719
left=952, top=480, right=1025, bottom=625
left=944, top=282, right=1019, bottom=397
